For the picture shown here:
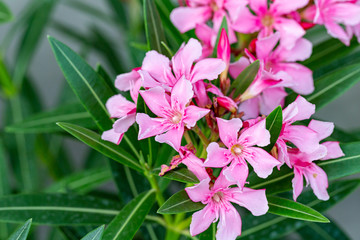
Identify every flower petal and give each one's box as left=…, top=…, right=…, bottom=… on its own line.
left=282, top=125, right=320, bottom=153
left=230, top=187, right=269, bottom=216
left=283, top=96, right=315, bottom=123
left=217, top=118, right=243, bottom=148
left=186, top=178, right=211, bottom=203
left=274, top=17, right=306, bottom=50
left=170, top=7, right=212, bottom=33
left=256, top=32, right=281, bottom=60
left=292, top=166, right=304, bottom=201
left=113, top=114, right=136, bottom=134
left=155, top=126, right=185, bottom=151
left=140, top=87, right=171, bottom=117
left=136, top=113, right=168, bottom=140
left=321, top=141, right=345, bottom=160
left=204, top=142, right=231, bottom=168
left=171, top=78, right=194, bottom=111
left=142, top=51, right=175, bottom=86
left=232, top=8, right=261, bottom=33
left=223, top=162, right=249, bottom=189
left=216, top=205, right=242, bottom=240
left=245, top=147, right=280, bottom=178
left=101, top=129, right=124, bottom=145
left=191, top=58, right=226, bottom=83
left=106, top=94, right=136, bottom=118
left=239, top=120, right=270, bottom=147
left=190, top=204, right=217, bottom=236
left=308, top=120, right=334, bottom=141
left=271, top=0, right=309, bottom=15
left=303, top=164, right=329, bottom=201
left=183, top=105, right=210, bottom=128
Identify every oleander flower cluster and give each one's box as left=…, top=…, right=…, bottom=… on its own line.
left=100, top=0, right=359, bottom=239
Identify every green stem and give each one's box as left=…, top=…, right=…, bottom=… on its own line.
left=192, top=125, right=210, bottom=146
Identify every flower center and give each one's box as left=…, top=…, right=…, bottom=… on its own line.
left=170, top=111, right=183, bottom=124
left=231, top=144, right=244, bottom=156
left=212, top=191, right=224, bottom=203
left=261, top=14, right=274, bottom=27
left=210, top=1, right=219, bottom=11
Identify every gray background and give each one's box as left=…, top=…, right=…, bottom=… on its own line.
left=0, top=0, right=359, bottom=239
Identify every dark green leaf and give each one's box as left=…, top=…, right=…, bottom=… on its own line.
left=81, top=225, right=105, bottom=240
left=57, top=122, right=142, bottom=172
left=0, top=2, right=13, bottom=23
left=264, top=106, right=282, bottom=152
left=230, top=60, right=260, bottom=99
left=199, top=223, right=216, bottom=240
left=0, top=194, right=121, bottom=225
left=0, top=139, right=10, bottom=238
left=103, top=190, right=156, bottom=240
left=96, top=64, right=117, bottom=94
left=8, top=219, right=32, bottom=240
left=160, top=167, right=199, bottom=184
left=297, top=218, right=351, bottom=240
left=143, top=0, right=168, bottom=55
left=157, top=190, right=204, bottom=214
left=267, top=196, right=329, bottom=223
left=5, top=103, right=95, bottom=133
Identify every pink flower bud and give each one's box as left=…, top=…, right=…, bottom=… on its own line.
left=217, top=28, right=230, bottom=67
left=216, top=97, right=237, bottom=113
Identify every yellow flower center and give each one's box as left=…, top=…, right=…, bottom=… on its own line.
left=261, top=14, right=274, bottom=27
left=212, top=191, right=224, bottom=203
left=231, top=144, right=244, bottom=156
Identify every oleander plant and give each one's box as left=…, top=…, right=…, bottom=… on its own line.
left=0, top=0, right=360, bottom=239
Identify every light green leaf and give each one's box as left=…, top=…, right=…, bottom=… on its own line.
left=267, top=196, right=329, bottom=223
left=103, top=190, right=156, bottom=240
left=56, top=122, right=142, bottom=172
left=157, top=190, right=204, bottom=214
left=0, top=194, right=121, bottom=225
left=0, top=2, right=13, bottom=23
left=160, top=167, right=199, bottom=184
left=264, top=106, right=282, bottom=152
left=8, top=219, right=32, bottom=240
left=230, top=60, right=260, bottom=99
left=81, top=225, right=105, bottom=240
left=5, top=103, right=95, bottom=133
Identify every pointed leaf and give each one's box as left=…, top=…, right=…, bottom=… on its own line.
left=103, top=190, right=156, bottom=240
left=297, top=218, right=351, bottom=240
left=267, top=196, right=329, bottom=223
left=160, top=167, right=199, bottom=184
left=157, top=190, right=205, bottom=214
left=230, top=60, right=260, bottom=99
left=264, top=106, right=282, bottom=152
left=57, top=122, right=142, bottom=172
left=0, top=2, right=13, bottom=23
left=8, top=219, right=32, bottom=240
left=81, top=225, right=105, bottom=240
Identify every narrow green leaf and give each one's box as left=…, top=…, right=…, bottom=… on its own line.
left=103, top=190, right=156, bottom=240
left=143, top=0, right=167, bottom=55
left=56, top=122, right=142, bottom=172
left=81, top=225, right=105, bottom=240
left=160, top=167, right=199, bottom=184
left=157, top=190, right=204, bottom=214
left=0, top=2, right=13, bottom=23
left=230, top=60, right=260, bottom=99
left=267, top=196, right=329, bottom=223
left=0, top=139, right=10, bottom=237
left=297, top=218, right=351, bottom=240
left=5, top=103, right=95, bottom=133
left=0, top=194, right=121, bottom=225
left=96, top=64, right=117, bottom=94
left=264, top=106, right=282, bottom=152
left=8, top=219, right=32, bottom=240
left=48, top=36, right=114, bottom=131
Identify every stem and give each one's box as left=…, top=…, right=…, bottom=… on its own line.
left=192, top=125, right=210, bottom=146
left=183, top=131, right=193, bottom=145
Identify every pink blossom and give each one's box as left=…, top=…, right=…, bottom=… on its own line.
left=204, top=118, right=279, bottom=187
left=101, top=94, right=136, bottom=145
left=195, top=24, right=217, bottom=59
left=136, top=78, right=209, bottom=151
left=233, top=0, right=309, bottom=49
left=312, top=0, right=360, bottom=45
left=115, top=67, right=142, bottom=103
left=186, top=170, right=268, bottom=239
left=217, top=28, right=231, bottom=90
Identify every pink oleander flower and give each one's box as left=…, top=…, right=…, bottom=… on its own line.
left=136, top=78, right=209, bottom=151
left=140, top=38, right=226, bottom=92
left=204, top=118, right=279, bottom=188
left=217, top=28, right=231, bottom=90
left=101, top=94, right=136, bottom=144
left=186, top=170, right=268, bottom=240
left=276, top=96, right=321, bottom=167
left=233, top=0, right=309, bottom=49
left=170, top=0, right=247, bottom=44
left=115, top=67, right=142, bottom=103
left=346, top=0, right=360, bottom=43
left=312, top=0, right=360, bottom=45
left=195, top=23, right=217, bottom=59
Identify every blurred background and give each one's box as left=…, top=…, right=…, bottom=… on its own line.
left=0, top=0, right=359, bottom=239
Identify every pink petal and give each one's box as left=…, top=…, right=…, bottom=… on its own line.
left=217, top=118, right=243, bottom=148
left=183, top=105, right=210, bottom=128
left=274, top=18, right=306, bottom=50
left=115, top=69, right=140, bottom=92
left=204, top=142, right=231, bottom=167
left=238, top=120, right=270, bottom=147
left=186, top=178, right=211, bottom=203
left=292, top=166, right=304, bottom=201
left=105, top=94, right=136, bottom=118
left=138, top=70, right=162, bottom=89
left=274, top=38, right=313, bottom=62
left=331, top=3, right=360, bottom=26
left=216, top=205, right=242, bottom=240
left=283, top=96, right=315, bottom=123
left=155, top=126, right=185, bottom=151
left=229, top=57, right=250, bottom=79
left=191, top=58, right=226, bottom=83
left=324, top=21, right=351, bottom=46
left=140, top=87, right=171, bottom=117
left=256, top=32, right=281, bottom=60
left=271, top=0, right=309, bottom=15
left=224, top=0, right=248, bottom=21
left=230, top=187, right=269, bottom=216
left=170, top=7, right=212, bottom=33
left=171, top=78, right=194, bottom=111
left=303, top=164, right=329, bottom=201
left=193, top=80, right=211, bottom=107
left=136, top=113, right=168, bottom=139
left=321, top=141, right=345, bottom=160
left=276, top=139, right=290, bottom=167
left=213, top=168, right=237, bottom=190
left=259, top=87, right=287, bottom=115
left=182, top=153, right=209, bottom=181
left=190, top=204, right=216, bottom=236
left=141, top=51, right=175, bottom=86
left=232, top=8, right=261, bottom=33
left=249, top=0, right=268, bottom=15
left=238, top=97, right=260, bottom=120
left=101, top=129, right=124, bottom=145
left=195, top=24, right=213, bottom=47
left=245, top=147, right=280, bottom=178
left=112, top=114, right=136, bottom=134
left=308, top=120, right=334, bottom=141
left=282, top=125, right=320, bottom=153
left=223, top=162, right=249, bottom=189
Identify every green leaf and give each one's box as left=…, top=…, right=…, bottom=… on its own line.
left=8, top=219, right=32, bottom=240
left=267, top=196, right=329, bottom=223
left=0, top=2, right=13, bottom=23
left=248, top=142, right=360, bottom=195
left=297, top=218, right=351, bottom=240
left=0, top=139, right=10, bottom=238
left=157, top=190, right=204, bottom=214
left=5, top=103, right=95, bottom=133
left=96, top=64, right=117, bottom=94
left=81, top=225, right=105, bottom=240
left=103, top=190, right=156, bottom=240
left=0, top=193, right=121, bottom=225
left=239, top=179, right=360, bottom=240
left=160, top=167, right=199, bottom=184
left=56, top=122, right=142, bottom=172
left=264, top=106, right=282, bottom=152
left=198, top=223, right=216, bottom=240
left=143, top=0, right=168, bottom=55
left=48, top=36, right=114, bottom=131
left=230, top=60, right=260, bottom=99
